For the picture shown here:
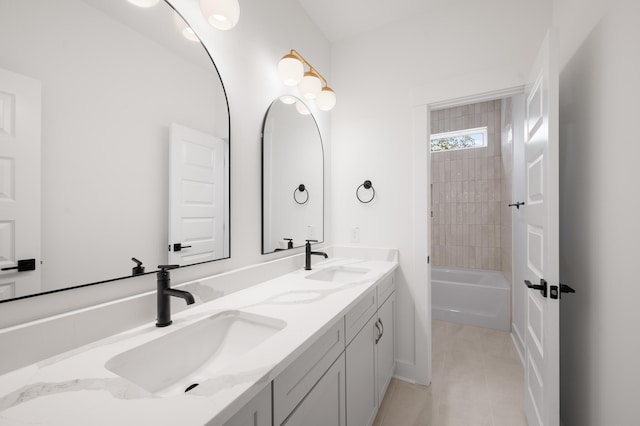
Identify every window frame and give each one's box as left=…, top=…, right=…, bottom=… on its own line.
left=430, top=126, right=488, bottom=152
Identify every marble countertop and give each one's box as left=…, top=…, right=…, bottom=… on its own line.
left=0, top=257, right=398, bottom=425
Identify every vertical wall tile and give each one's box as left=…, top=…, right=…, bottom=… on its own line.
left=430, top=100, right=503, bottom=270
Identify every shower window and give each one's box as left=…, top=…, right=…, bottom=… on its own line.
left=430, top=126, right=488, bottom=152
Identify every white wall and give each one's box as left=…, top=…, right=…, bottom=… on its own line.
left=0, top=0, right=332, bottom=327
left=555, top=0, right=640, bottom=423
left=330, top=0, right=551, bottom=382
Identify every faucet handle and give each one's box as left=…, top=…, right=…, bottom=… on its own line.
left=158, top=264, right=180, bottom=271
left=305, top=239, right=318, bottom=244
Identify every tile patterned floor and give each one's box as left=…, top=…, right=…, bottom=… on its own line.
left=373, top=320, right=528, bottom=426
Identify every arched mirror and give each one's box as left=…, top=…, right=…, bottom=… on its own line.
left=0, top=0, right=230, bottom=302
left=262, top=97, right=323, bottom=254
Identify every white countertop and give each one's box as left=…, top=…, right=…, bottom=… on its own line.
left=0, top=257, right=398, bottom=425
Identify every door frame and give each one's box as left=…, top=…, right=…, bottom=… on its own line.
left=411, top=67, right=527, bottom=385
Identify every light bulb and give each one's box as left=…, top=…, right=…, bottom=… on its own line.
left=299, top=71, right=322, bottom=100
left=295, top=101, right=311, bottom=115
left=278, top=54, right=304, bottom=86
left=127, top=0, right=161, bottom=7
left=280, top=95, right=297, bottom=105
left=199, top=0, right=240, bottom=30
left=174, top=13, right=199, bottom=42
left=316, top=87, right=336, bottom=111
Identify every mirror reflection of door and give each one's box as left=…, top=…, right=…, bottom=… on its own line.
left=169, top=123, right=227, bottom=266
left=0, top=68, right=42, bottom=300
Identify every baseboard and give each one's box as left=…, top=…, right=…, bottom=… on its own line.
left=394, top=360, right=418, bottom=384
left=511, top=327, right=525, bottom=367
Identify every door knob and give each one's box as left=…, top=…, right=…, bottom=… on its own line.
left=524, top=278, right=547, bottom=297
left=1, top=259, right=36, bottom=272
left=172, top=243, right=193, bottom=252
left=550, top=283, right=576, bottom=299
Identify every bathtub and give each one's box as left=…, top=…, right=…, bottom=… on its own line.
left=432, top=267, right=510, bottom=331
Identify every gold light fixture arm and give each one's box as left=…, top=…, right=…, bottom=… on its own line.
left=288, top=49, right=329, bottom=87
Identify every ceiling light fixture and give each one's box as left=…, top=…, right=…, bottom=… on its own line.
left=277, top=49, right=336, bottom=111
left=199, top=0, right=240, bottom=31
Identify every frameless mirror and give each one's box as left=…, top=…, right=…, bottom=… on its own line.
left=0, top=0, right=230, bottom=302
left=262, top=97, right=323, bottom=254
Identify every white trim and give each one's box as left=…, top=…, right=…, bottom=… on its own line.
left=411, top=67, right=527, bottom=387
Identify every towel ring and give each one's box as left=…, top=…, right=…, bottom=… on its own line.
left=356, top=180, right=375, bottom=203
left=294, top=184, right=309, bottom=204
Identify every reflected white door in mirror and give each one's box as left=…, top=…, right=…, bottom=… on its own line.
left=169, top=124, right=229, bottom=265
left=0, top=68, right=42, bottom=301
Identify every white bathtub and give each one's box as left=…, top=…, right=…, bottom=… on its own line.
left=432, top=267, right=510, bottom=331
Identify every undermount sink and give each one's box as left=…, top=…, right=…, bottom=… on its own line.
left=305, top=266, right=370, bottom=283
left=105, top=311, right=286, bottom=396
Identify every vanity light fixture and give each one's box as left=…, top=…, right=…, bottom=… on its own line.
left=279, top=95, right=297, bottom=105
left=174, top=13, right=199, bottom=42
left=295, top=101, right=311, bottom=115
left=126, top=0, right=161, bottom=7
left=199, top=0, right=240, bottom=31
left=277, top=49, right=337, bottom=111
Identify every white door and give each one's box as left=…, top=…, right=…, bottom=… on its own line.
left=523, top=31, right=560, bottom=426
left=168, top=123, right=226, bottom=266
left=0, top=68, right=42, bottom=300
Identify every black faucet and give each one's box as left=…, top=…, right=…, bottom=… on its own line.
left=156, top=265, right=195, bottom=327
left=305, top=240, right=328, bottom=270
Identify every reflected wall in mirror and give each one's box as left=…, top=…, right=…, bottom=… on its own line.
left=0, top=0, right=230, bottom=302
left=262, top=97, right=323, bottom=254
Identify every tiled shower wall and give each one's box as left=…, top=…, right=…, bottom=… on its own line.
left=431, top=100, right=502, bottom=270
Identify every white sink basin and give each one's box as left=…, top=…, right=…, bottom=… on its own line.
left=305, top=266, right=370, bottom=283
left=105, top=311, right=286, bottom=396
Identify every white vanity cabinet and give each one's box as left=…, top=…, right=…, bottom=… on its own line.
left=273, top=318, right=346, bottom=426
left=224, top=271, right=395, bottom=426
left=345, top=274, right=396, bottom=426
left=281, top=353, right=346, bottom=426
left=376, top=291, right=395, bottom=403
left=222, top=385, right=272, bottom=426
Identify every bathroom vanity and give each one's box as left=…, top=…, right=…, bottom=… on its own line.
left=0, top=251, right=397, bottom=425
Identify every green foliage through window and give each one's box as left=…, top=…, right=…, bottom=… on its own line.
left=430, top=127, right=487, bottom=152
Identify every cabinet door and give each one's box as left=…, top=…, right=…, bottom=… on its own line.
left=282, top=353, right=346, bottom=426
left=376, top=292, right=395, bottom=404
left=223, top=385, right=271, bottom=426
left=346, top=314, right=378, bottom=426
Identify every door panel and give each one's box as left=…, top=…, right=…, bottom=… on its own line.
left=523, top=31, right=560, bottom=426
left=0, top=68, right=42, bottom=299
left=169, top=123, right=226, bottom=266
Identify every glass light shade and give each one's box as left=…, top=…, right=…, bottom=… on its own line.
left=299, top=72, right=322, bottom=100
left=174, top=14, right=199, bottom=42
left=127, top=0, right=161, bottom=7
left=279, top=95, right=297, bottom=105
left=316, top=87, right=336, bottom=111
left=278, top=55, right=304, bottom=86
left=295, top=101, right=311, bottom=115
left=199, top=0, right=240, bottom=30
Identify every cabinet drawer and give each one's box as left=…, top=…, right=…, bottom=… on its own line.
left=376, top=274, right=395, bottom=306
left=345, top=287, right=377, bottom=345
left=273, top=318, right=345, bottom=425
